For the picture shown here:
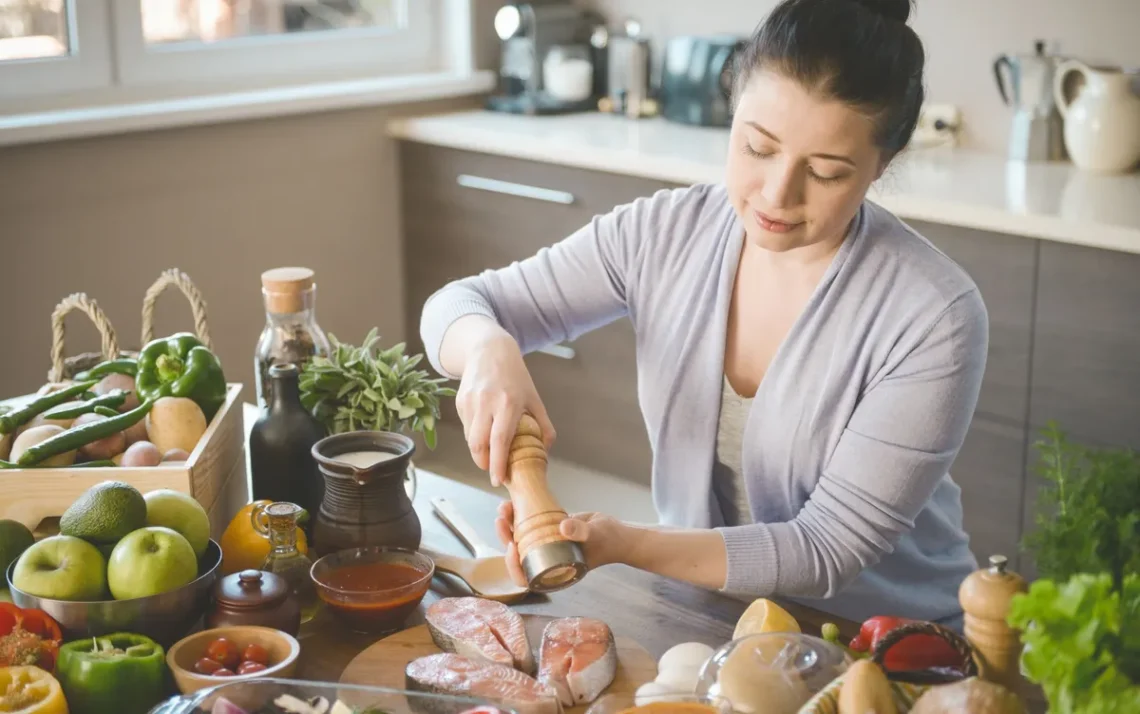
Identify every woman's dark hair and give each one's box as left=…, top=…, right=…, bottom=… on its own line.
left=733, top=0, right=925, bottom=158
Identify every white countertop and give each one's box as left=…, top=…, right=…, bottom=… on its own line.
left=388, top=109, right=1140, bottom=255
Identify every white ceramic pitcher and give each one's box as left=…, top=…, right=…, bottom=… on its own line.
left=1053, top=60, right=1140, bottom=174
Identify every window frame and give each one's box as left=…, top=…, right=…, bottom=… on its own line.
left=0, top=0, right=114, bottom=100
left=109, top=0, right=442, bottom=89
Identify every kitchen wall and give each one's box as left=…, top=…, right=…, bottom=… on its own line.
left=0, top=0, right=510, bottom=401
left=0, top=95, right=485, bottom=400
left=581, top=0, right=1140, bottom=154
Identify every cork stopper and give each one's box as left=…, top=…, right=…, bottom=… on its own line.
left=261, top=267, right=315, bottom=314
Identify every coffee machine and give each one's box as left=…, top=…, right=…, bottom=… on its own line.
left=487, top=1, right=605, bottom=115
left=994, top=40, right=1067, bottom=161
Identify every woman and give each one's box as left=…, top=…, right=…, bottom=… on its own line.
left=419, top=0, right=987, bottom=627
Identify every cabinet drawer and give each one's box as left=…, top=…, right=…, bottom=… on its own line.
left=400, top=142, right=673, bottom=484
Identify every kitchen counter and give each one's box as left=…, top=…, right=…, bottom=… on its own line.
left=388, top=109, right=1140, bottom=255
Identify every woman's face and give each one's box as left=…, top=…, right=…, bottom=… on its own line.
left=725, top=68, right=886, bottom=254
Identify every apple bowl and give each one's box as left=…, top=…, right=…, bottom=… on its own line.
left=5, top=538, right=222, bottom=649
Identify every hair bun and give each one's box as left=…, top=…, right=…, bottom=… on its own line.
left=851, top=0, right=911, bottom=22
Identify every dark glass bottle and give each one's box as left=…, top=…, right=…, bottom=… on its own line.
left=249, top=363, right=327, bottom=518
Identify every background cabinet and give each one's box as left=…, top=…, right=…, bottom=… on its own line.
left=398, top=140, right=1138, bottom=577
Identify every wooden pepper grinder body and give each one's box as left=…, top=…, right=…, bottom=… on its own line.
left=503, top=414, right=588, bottom=592
left=958, top=554, right=1028, bottom=692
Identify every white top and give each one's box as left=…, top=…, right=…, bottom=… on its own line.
left=713, top=377, right=754, bottom=528
left=388, top=109, right=1140, bottom=255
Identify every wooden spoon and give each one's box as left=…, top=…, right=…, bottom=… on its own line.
left=419, top=545, right=530, bottom=604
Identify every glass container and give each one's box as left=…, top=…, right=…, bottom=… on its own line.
left=254, top=267, right=331, bottom=410
left=695, top=633, right=851, bottom=714
left=252, top=502, right=319, bottom=625
left=147, top=678, right=524, bottom=714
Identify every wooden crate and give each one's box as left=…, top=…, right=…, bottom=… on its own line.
left=0, top=383, right=244, bottom=531
left=0, top=268, right=245, bottom=531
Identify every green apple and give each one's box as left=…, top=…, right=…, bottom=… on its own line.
left=143, top=488, right=211, bottom=559
left=107, top=526, right=197, bottom=600
left=11, top=535, right=107, bottom=601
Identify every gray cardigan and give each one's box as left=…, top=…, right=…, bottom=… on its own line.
left=420, top=183, right=987, bottom=626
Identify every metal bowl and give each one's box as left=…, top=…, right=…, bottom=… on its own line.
left=6, top=539, right=222, bottom=649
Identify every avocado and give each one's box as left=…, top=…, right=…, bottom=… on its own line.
left=60, top=480, right=147, bottom=545
left=0, top=519, right=35, bottom=576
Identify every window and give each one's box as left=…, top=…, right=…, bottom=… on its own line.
left=1, top=1, right=457, bottom=105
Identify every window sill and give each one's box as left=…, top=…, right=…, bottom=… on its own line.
left=0, top=69, right=495, bottom=148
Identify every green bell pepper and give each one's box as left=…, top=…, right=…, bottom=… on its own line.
left=56, top=633, right=167, bottom=714
left=136, top=332, right=227, bottom=421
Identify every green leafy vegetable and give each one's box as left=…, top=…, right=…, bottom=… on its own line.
left=1021, top=422, right=1140, bottom=591
left=1008, top=572, right=1140, bottom=714
left=298, top=328, right=456, bottom=448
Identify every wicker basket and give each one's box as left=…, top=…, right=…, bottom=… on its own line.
left=1, top=268, right=242, bottom=533
left=44, top=268, right=214, bottom=385
left=797, top=622, right=979, bottom=713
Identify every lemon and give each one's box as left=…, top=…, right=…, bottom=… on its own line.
left=732, top=598, right=801, bottom=640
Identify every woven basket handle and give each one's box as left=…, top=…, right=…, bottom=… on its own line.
left=48, top=293, right=120, bottom=383
left=141, top=268, right=213, bottom=351
left=870, top=621, right=978, bottom=683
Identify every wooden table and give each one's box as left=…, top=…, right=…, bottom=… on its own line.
left=289, top=468, right=858, bottom=684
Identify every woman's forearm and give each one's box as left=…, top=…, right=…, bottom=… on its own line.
left=438, top=314, right=514, bottom=378
left=620, top=524, right=729, bottom=591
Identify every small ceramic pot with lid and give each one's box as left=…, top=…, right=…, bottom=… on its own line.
left=205, top=569, right=301, bottom=637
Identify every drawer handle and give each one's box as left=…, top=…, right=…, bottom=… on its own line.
left=457, top=174, right=575, bottom=205
left=537, top=343, right=576, bottom=360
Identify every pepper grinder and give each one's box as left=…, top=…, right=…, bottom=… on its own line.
left=503, top=413, right=588, bottom=592
left=958, top=554, right=1028, bottom=691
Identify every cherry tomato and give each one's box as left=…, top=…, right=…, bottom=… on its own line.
left=213, top=668, right=236, bottom=677
left=18, top=609, right=63, bottom=642
left=194, top=657, right=224, bottom=675
left=205, top=637, right=240, bottom=669
left=237, top=661, right=267, bottom=675
left=241, top=643, right=270, bottom=666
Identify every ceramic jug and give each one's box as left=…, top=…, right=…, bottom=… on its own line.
left=1053, top=60, right=1140, bottom=173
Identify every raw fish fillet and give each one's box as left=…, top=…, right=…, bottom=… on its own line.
left=425, top=597, right=536, bottom=673
left=537, top=617, right=618, bottom=706
left=406, top=653, right=562, bottom=714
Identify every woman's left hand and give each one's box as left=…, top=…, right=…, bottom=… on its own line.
left=494, top=501, right=633, bottom=587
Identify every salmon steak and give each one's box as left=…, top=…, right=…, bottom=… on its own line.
left=425, top=597, right=536, bottom=673
left=537, top=617, right=618, bottom=706
left=406, top=653, right=562, bottom=714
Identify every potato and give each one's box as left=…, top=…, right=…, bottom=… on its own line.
left=72, top=413, right=128, bottom=462
left=124, top=418, right=149, bottom=445
left=120, top=440, right=162, bottom=468
left=93, top=374, right=139, bottom=411
left=16, top=402, right=80, bottom=435
left=145, top=397, right=207, bottom=454
left=162, top=448, right=190, bottom=463
left=9, top=424, right=75, bottom=467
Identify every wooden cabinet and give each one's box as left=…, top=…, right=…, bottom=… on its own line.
left=1018, top=242, right=1140, bottom=577
left=399, top=142, right=670, bottom=484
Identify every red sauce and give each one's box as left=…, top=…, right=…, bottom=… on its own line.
left=318, top=562, right=430, bottom=633
left=322, top=562, right=425, bottom=593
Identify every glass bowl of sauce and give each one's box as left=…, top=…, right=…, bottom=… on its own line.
left=309, top=546, right=434, bottom=634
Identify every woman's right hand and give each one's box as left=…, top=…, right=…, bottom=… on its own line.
left=455, top=331, right=556, bottom=488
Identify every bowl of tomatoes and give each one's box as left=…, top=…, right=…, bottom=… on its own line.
left=166, top=625, right=300, bottom=695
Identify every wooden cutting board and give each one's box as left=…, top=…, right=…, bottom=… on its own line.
left=340, top=613, right=658, bottom=713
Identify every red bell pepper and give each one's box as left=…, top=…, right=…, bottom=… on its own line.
left=0, top=602, right=62, bottom=671
left=848, top=616, right=964, bottom=672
